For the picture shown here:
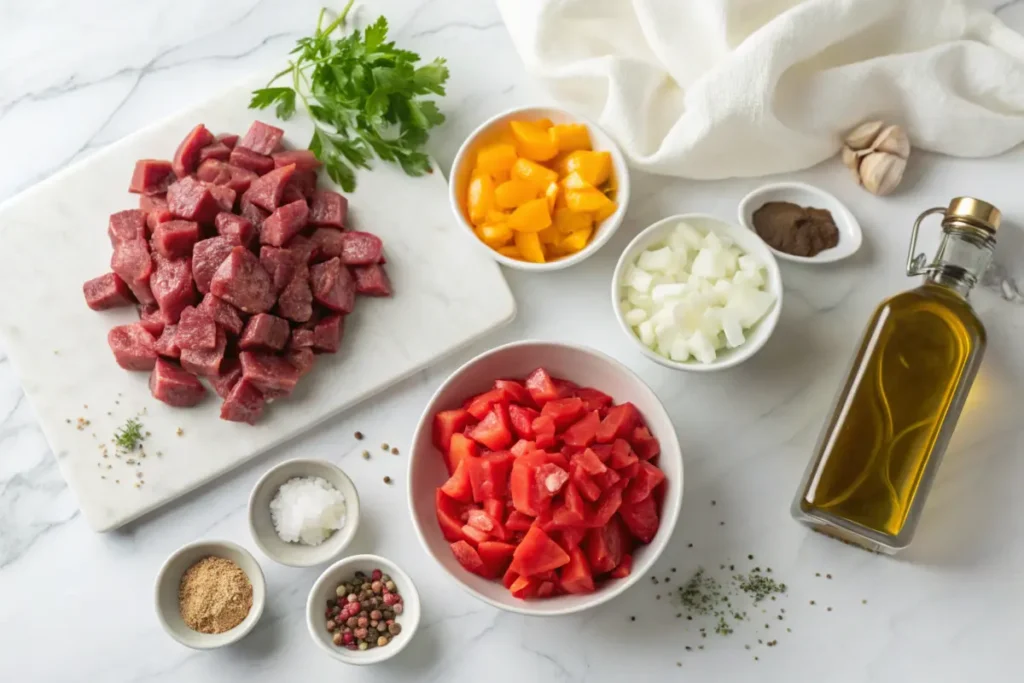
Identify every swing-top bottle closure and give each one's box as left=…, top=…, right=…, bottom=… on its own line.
left=907, top=197, right=1001, bottom=295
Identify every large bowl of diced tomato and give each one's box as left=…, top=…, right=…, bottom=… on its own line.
left=408, top=341, right=682, bottom=616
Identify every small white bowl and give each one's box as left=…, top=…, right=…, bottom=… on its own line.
left=612, top=213, right=783, bottom=372
left=248, top=458, right=360, bottom=567
left=737, top=181, right=862, bottom=263
left=306, top=554, right=421, bottom=665
left=407, top=340, right=683, bottom=616
left=449, top=105, right=631, bottom=272
left=154, top=540, right=266, bottom=649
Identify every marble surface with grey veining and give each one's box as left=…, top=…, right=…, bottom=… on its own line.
left=2, top=1, right=1024, bottom=681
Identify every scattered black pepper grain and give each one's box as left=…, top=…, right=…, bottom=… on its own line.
left=826, top=574, right=832, bottom=580
left=685, top=646, right=692, bottom=652
left=676, top=662, right=681, bottom=668
left=862, top=599, right=867, bottom=605
left=711, top=500, right=716, bottom=506
left=827, top=607, right=832, bottom=612
left=391, top=447, right=400, bottom=455
left=810, top=600, right=816, bottom=605
left=383, top=476, right=392, bottom=484
left=786, top=627, right=791, bottom=633
left=630, top=616, right=636, bottom=622
left=698, top=645, right=704, bottom=650
left=754, top=656, right=759, bottom=661
left=719, top=521, right=725, bottom=526
left=355, top=431, right=364, bottom=440
left=777, top=615, right=783, bottom=620
left=729, top=564, right=735, bottom=571
left=656, top=595, right=661, bottom=600
left=748, top=554, right=754, bottom=560
left=675, top=613, right=682, bottom=618
left=671, top=567, right=677, bottom=573
left=381, top=442, right=389, bottom=451
left=687, top=543, right=693, bottom=548
left=815, top=572, right=821, bottom=577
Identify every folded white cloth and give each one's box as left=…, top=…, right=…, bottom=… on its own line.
left=496, top=0, right=1024, bottom=179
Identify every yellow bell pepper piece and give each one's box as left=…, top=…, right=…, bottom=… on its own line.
left=534, top=118, right=554, bottom=129
left=508, top=198, right=552, bottom=233
left=467, top=173, right=495, bottom=225
left=564, top=150, right=612, bottom=186
left=544, top=182, right=560, bottom=213
left=560, top=226, right=593, bottom=254
left=550, top=124, right=591, bottom=152
left=553, top=208, right=594, bottom=234
left=510, top=120, right=558, bottom=162
left=511, top=158, right=558, bottom=191
left=565, top=188, right=614, bottom=214
left=498, top=245, right=522, bottom=259
left=514, top=231, right=546, bottom=263
left=475, top=223, right=513, bottom=248
left=494, top=179, right=538, bottom=209
left=476, top=143, right=518, bottom=181
left=486, top=209, right=511, bottom=224
left=538, top=225, right=561, bottom=246
left=592, top=197, right=618, bottom=223
left=561, top=171, right=594, bottom=192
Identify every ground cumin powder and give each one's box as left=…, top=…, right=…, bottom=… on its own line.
left=178, top=556, right=253, bottom=634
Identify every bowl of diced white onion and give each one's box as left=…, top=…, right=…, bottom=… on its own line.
left=612, top=214, right=782, bottom=371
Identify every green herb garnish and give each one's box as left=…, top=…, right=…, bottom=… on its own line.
left=114, top=418, right=144, bottom=451
left=250, top=1, right=450, bottom=191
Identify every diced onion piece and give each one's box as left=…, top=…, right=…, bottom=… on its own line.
left=727, top=286, right=776, bottom=327
left=638, top=246, right=675, bottom=272
left=627, top=267, right=654, bottom=293
left=721, top=310, right=745, bottom=348
left=687, top=330, right=717, bottom=364
left=669, top=336, right=691, bottom=362
left=738, top=254, right=762, bottom=273
left=674, top=221, right=705, bottom=250
left=651, top=282, right=687, bottom=303
left=638, top=320, right=656, bottom=347
left=691, top=247, right=726, bottom=279
left=733, top=269, right=764, bottom=289
left=627, top=289, right=654, bottom=309
left=624, top=307, right=648, bottom=326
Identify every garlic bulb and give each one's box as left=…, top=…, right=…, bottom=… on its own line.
left=841, top=121, right=910, bottom=196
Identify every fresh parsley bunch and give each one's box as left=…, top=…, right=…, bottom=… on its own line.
left=250, top=2, right=449, bottom=192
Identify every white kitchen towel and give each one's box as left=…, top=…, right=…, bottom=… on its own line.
left=496, top=0, right=1024, bottom=179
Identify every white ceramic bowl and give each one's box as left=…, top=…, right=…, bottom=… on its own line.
left=407, top=341, right=683, bottom=616
left=248, top=458, right=360, bottom=567
left=612, top=213, right=783, bottom=372
left=306, top=554, right=421, bottom=665
left=154, top=540, right=266, bottom=649
left=737, top=181, right=862, bottom=263
left=449, top=105, right=631, bottom=272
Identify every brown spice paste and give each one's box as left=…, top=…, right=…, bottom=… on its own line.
left=178, top=556, right=253, bottom=634
left=752, top=202, right=839, bottom=257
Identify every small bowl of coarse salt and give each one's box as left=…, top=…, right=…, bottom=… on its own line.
left=248, top=458, right=361, bottom=567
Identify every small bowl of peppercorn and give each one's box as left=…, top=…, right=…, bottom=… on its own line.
left=306, top=554, right=421, bottom=665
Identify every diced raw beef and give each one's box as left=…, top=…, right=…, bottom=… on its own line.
left=138, top=319, right=165, bottom=338
left=281, top=183, right=305, bottom=206
left=313, top=314, right=344, bottom=353
left=108, top=209, right=147, bottom=245
left=272, top=149, right=321, bottom=171
left=191, top=236, right=235, bottom=294
left=354, top=264, right=392, bottom=296
left=110, top=237, right=154, bottom=304
left=259, top=246, right=299, bottom=292
left=289, top=328, right=315, bottom=349
left=83, top=272, right=134, bottom=310
left=310, top=257, right=356, bottom=313
left=277, top=265, right=312, bottom=323
left=108, top=323, right=158, bottom=371
left=340, top=232, right=383, bottom=265
left=239, top=121, right=284, bottom=155
left=229, top=146, right=275, bottom=174
left=260, top=200, right=309, bottom=247
left=139, top=195, right=168, bottom=213
left=286, top=234, right=315, bottom=263
left=309, top=228, right=345, bottom=262
left=146, top=208, right=173, bottom=234
left=220, top=378, right=265, bottom=424
left=129, top=159, right=174, bottom=195
left=240, top=350, right=300, bottom=398
left=139, top=303, right=163, bottom=325
left=176, top=305, right=217, bottom=350
left=149, top=358, right=206, bottom=407
left=199, top=142, right=231, bottom=162
left=212, top=358, right=243, bottom=399
left=215, top=133, right=239, bottom=149
left=204, top=183, right=236, bottom=213
left=151, top=220, right=200, bottom=259
left=240, top=313, right=290, bottom=352
left=286, top=348, right=315, bottom=376
left=150, top=254, right=195, bottom=323
left=288, top=169, right=318, bottom=198
left=215, top=212, right=254, bottom=246
left=197, top=159, right=258, bottom=194
left=198, top=293, right=244, bottom=336
left=180, top=327, right=226, bottom=376
left=167, top=176, right=218, bottom=223
left=154, top=324, right=181, bottom=359
left=309, top=190, right=347, bottom=229
left=210, top=246, right=276, bottom=314
left=240, top=196, right=270, bottom=232
left=172, top=123, right=214, bottom=178
left=243, top=163, right=295, bottom=212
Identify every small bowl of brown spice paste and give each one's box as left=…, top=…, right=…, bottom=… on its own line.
left=738, top=181, right=862, bottom=264
left=155, top=540, right=266, bottom=649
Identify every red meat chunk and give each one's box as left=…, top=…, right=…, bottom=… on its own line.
left=229, top=146, right=274, bottom=174
left=238, top=120, right=284, bottom=155
left=139, top=302, right=163, bottom=325
left=239, top=313, right=290, bottom=352
left=172, top=123, right=214, bottom=178
left=286, top=347, right=315, bottom=376
left=197, top=159, right=258, bottom=194
left=204, top=183, right=236, bottom=213
left=180, top=327, right=226, bottom=376
left=281, top=183, right=305, bottom=206
left=239, top=195, right=270, bottom=232
left=272, top=149, right=321, bottom=171
left=240, top=350, right=300, bottom=398
left=286, top=234, right=315, bottom=263
left=150, top=254, right=195, bottom=323
left=340, top=232, right=383, bottom=265
left=309, top=228, right=345, bottom=263
left=243, top=163, right=295, bottom=212
left=287, top=169, right=318, bottom=198
left=260, top=200, right=309, bottom=248
left=277, top=265, right=312, bottom=323
left=149, top=358, right=206, bottom=407
left=176, top=305, right=217, bottom=350
left=110, top=237, right=154, bottom=304
left=259, top=246, right=299, bottom=292
left=167, top=176, right=218, bottom=223
left=108, top=209, right=147, bottom=245
left=211, top=358, right=243, bottom=399
left=214, top=212, right=254, bottom=246
left=83, top=273, right=134, bottom=310
left=108, top=323, right=158, bottom=371
left=197, top=293, right=244, bottom=336
left=146, top=208, right=173, bottom=234
left=139, top=194, right=168, bottom=214
left=198, top=142, right=231, bottom=162
left=151, top=220, right=199, bottom=259
left=310, top=257, right=355, bottom=313
left=154, top=324, right=181, bottom=358
left=215, top=133, right=239, bottom=149
left=289, top=328, right=315, bottom=349
left=210, top=246, right=276, bottom=314
left=129, top=159, right=174, bottom=195
left=313, top=314, right=344, bottom=353
left=191, top=236, right=235, bottom=295
left=220, top=378, right=265, bottom=424
left=309, top=190, right=347, bottom=228
left=354, top=264, right=392, bottom=296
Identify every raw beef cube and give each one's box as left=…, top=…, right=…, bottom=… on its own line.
left=139, top=303, right=163, bottom=325
left=260, top=200, right=309, bottom=247
left=288, top=169, right=318, bottom=198
left=210, top=246, right=276, bottom=314
left=220, top=378, right=265, bottom=424
left=286, top=234, right=315, bottom=263
left=149, top=358, right=206, bottom=407
left=313, top=314, right=344, bottom=353
left=146, top=209, right=173, bottom=234
left=172, top=123, right=214, bottom=178
left=354, top=264, right=392, bottom=296
left=108, top=323, right=158, bottom=371
left=340, top=232, right=383, bottom=265
left=239, top=313, right=290, bottom=352
left=110, top=237, right=154, bottom=304
left=138, top=319, right=165, bottom=338
left=310, top=258, right=355, bottom=313
left=108, top=209, right=147, bottom=245
left=229, top=146, right=274, bottom=174
left=152, top=220, right=199, bottom=259
left=277, top=265, right=313, bottom=323
left=197, top=159, right=258, bottom=194
left=129, top=159, right=173, bottom=195
left=243, top=163, right=295, bottom=212
left=167, top=176, right=218, bottom=223
left=212, top=358, right=243, bottom=399
left=83, top=272, right=134, bottom=310
left=154, top=324, right=181, bottom=359
left=309, top=190, right=347, bottom=228
left=290, top=328, right=315, bottom=350
left=198, top=293, right=244, bottom=336
left=272, top=149, right=321, bottom=171
left=309, top=228, right=345, bottom=262
left=281, top=182, right=305, bottom=206
left=215, top=212, right=254, bottom=246
left=215, top=133, right=239, bottom=149
left=191, top=236, right=235, bottom=295
left=176, top=305, right=217, bottom=350
left=180, top=327, right=226, bottom=376
left=204, top=183, right=236, bottom=212
left=240, top=350, right=300, bottom=398
left=259, top=246, right=299, bottom=292
left=150, top=254, right=195, bottom=323
left=199, top=142, right=231, bottom=162
left=139, top=194, right=168, bottom=213
left=239, top=120, right=284, bottom=155
left=240, top=196, right=270, bottom=232
left=286, top=347, right=315, bottom=376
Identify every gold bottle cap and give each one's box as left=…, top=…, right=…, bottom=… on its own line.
left=945, top=197, right=1001, bottom=233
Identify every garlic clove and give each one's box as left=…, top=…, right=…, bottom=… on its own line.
left=841, top=146, right=862, bottom=185
left=859, top=152, right=906, bottom=196
left=845, top=121, right=884, bottom=150
left=872, top=124, right=910, bottom=159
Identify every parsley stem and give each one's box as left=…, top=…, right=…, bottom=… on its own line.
left=321, top=0, right=356, bottom=38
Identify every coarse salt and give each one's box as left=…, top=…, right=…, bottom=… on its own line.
left=270, top=476, right=347, bottom=546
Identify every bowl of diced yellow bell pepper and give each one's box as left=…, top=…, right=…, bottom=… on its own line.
left=449, top=106, right=630, bottom=271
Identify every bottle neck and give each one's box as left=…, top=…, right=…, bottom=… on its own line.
left=923, top=228, right=995, bottom=299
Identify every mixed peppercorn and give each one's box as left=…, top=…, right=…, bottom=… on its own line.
left=325, top=569, right=404, bottom=651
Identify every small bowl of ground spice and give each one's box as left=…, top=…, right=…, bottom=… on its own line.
left=738, top=182, right=863, bottom=264
left=154, top=540, right=266, bottom=649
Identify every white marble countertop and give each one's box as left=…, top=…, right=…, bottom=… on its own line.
left=3, top=1, right=1024, bottom=681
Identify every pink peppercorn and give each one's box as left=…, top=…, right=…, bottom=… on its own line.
left=357, top=617, right=369, bottom=628
left=348, top=601, right=361, bottom=613
left=393, top=603, right=404, bottom=615
left=383, top=593, right=398, bottom=606
left=346, top=643, right=358, bottom=651
left=343, top=632, right=354, bottom=645
left=372, top=569, right=383, bottom=581
left=354, top=627, right=368, bottom=640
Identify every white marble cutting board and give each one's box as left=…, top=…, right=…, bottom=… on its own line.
left=0, top=76, right=514, bottom=532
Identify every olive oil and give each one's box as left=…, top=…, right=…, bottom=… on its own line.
left=793, top=198, right=1001, bottom=553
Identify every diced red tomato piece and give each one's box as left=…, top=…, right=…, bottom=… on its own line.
left=536, top=581, right=557, bottom=597
left=524, top=368, right=563, bottom=405
left=575, top=387, right=613, bottom=411
left=572, top=447, right=608, bottom=475
left=433, top=408, right=473, bottom=454
left=505, top=510, right=534, bottom=531
left=465, top=388, right=507, bottom=420
left=619, top=494, right=660, bottom=543
left=511, top=439, right=537, bottom=457
left=609, top=553, right=633, bottom=579
left=540, top=397, right=586, bottom=430
left=562, top=410, right=601, bottom=447
left=543, top=450, right=570, bottom=470
left=588, top=482, right=625, bottom=528
left=451, top=540, right=488, bottom=576
left=630, top=425, right=661, bottom=460
left=609, top=438, right=639, bottom=469
left=508, top=404, right=539, bottom=440
left=531, top=414, right=557, bottom=449
left=466, top=508, right=496, bottom=533
left=510, top=525, right=570, bottom=577
left=551, top=481, right=588, bottom=528
left=440, top=460, right=473, bottom=502
left=552, top=376, right=578, bottom=393
left=494, top=379, right=533, bottom=406
left=617, top=462, right=640, bottom=479
left=585, top=518, right=628, bottom=574
left=510, top=454, right=568, bottom=516
left=484, top=497, right=505, bottom=524
left=509, top=575, right=538, bottom=599
left=461, top=523, right=490, bottom=545
left=592, top=467, right=622, bottom=490
left=467, top=404, right=513, bottom=450
left=595, top=402, right=641, bottom=443
left=559, top=546, right=595, bottom=594
left=571, top=464, right=602, bottom=502
left=478, top=541, right=516, bottom=578
left=502, top=566, right=519, bottom=589
left=447, top=432, right=478, bottom=475
left=466, top=450, right=514, bottom=502
left=624, top=461, right=667, bottom=503
left=556, top=527, right=587, bottom=552
left=590, top=444, right=612, bottom=463
left=436, top=490, right=468, bottom=542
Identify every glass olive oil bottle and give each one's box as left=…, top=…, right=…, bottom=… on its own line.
left=793, top=197, right=1001, bottom=553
